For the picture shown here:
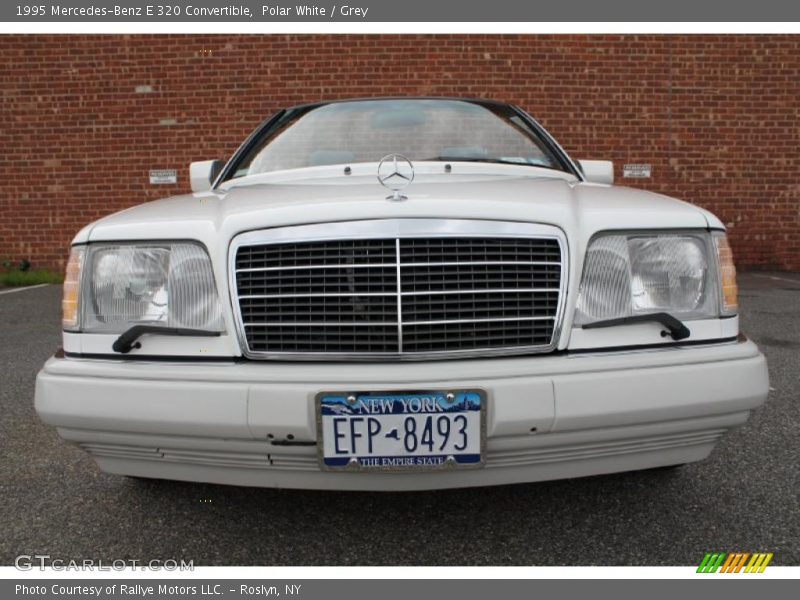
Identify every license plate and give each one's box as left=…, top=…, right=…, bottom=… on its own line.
left=317, top=390, right=486, bottom=471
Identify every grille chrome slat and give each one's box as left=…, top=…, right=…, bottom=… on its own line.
left=238, top=288, right=559, bottom=299
left=237, top=260, right=561, bottom=273
left=237, top=263, right=397, bottom=273
left=404, top=316, right=555, bottom=326
left=244, top=322, right=399, bottom=327
left=239, top=292, right=397, bottom=299
left=401, top=259, right=562, bottom=266
left=242, top=316, right=554, bottom=328
left=395, top=238, right=404, bottom=354
left=401, top=288, right=559, bottom=296
left=230, top=220, right=566, bottom=361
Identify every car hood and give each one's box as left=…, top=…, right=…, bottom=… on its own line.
left=79, top=172, right=721, bottom=249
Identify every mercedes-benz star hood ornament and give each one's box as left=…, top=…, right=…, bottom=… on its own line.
left=377, top=154, right=414, bottom=201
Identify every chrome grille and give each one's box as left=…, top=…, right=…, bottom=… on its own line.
left=231, top=220, right=566, bottom=360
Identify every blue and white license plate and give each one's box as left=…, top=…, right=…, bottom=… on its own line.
left=317, top=390, right=485, bottom=471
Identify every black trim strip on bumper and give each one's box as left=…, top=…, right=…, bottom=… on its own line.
left=564, top=335, right=740, bottom=355
left=58, top=335, right=744, bottom=363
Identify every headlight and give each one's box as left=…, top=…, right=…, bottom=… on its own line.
left=66, top=242, right=224, bottom=333
left=574, top=232, right=723, bottom=326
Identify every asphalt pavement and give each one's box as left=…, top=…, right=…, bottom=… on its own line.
left=1, top=273, right=798, bottom=566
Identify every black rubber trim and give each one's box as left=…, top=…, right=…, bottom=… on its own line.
left=61, top=336, right=741, bottom=363
left=582, top=312, right=691, bottom=341
left=112, top=325, right=221, bottom=354
left=63, top=351, right=242, bottom=363
left=509, top=104, right=580, bottom=177
left=564, top=336, right=739, bottom=355
left=214, top=108, right=288, bottom=188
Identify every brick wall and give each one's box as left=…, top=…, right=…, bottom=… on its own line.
left=2, top=35, right=798, bottom=271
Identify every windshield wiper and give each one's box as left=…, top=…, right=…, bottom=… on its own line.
left=581, top=313, right=691, bottom=341
left=112, top=325, right=221, bottom=354
left=422, top=157, right=564, bottom=171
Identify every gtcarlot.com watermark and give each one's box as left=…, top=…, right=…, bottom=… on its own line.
left=15, top=555, right=194, bottom=571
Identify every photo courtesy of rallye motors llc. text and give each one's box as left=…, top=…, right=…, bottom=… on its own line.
left=15, top=584, right=302, bottom=597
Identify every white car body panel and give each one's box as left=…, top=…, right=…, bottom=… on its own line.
left=36, top=339, right=767, bottom=491
left=37, top=101, right=769, bottom=490
left=66, top=170, right=716, bottom=357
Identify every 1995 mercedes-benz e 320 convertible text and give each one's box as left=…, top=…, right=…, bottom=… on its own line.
left=35, top=98, right=769, bottom=490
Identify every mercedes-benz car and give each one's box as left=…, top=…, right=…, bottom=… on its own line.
left=35, top=97, right=769, bottom=490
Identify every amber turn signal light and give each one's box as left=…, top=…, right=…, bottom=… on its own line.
left=715, top=234, right=738, bottom=315
left=62, top=247, right=85, bottom=330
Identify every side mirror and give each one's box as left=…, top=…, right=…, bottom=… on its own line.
left=577, top=160, right=614, bottom=185
left=189, top=160, right=224, bottom=193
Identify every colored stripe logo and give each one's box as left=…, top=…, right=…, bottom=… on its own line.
left=697, top=552, right=773, bottom=573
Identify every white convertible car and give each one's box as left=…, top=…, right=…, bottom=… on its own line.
left=36, top=98, right=769, bottom=490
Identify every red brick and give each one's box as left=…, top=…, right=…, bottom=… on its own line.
left=0, top=34, right=798, bottom=271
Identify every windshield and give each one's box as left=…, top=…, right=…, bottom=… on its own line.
left=227, top=99, right=569, bottom=179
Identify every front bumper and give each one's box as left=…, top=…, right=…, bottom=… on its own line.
left=35, top=339, right=769, bottom=491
